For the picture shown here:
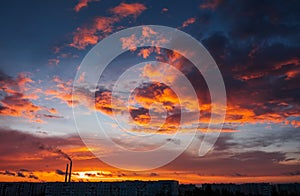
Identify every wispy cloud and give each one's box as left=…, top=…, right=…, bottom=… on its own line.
left=70, top=16, right=119, bottom=49
left=74, top=0, right=99, bottom=12
left=181, top=17, right=196, bottom=28
left=70, top=2, right=146, bottom=49
left=109, top=2, right=147, bottom=18
left=0, top=72, right=57, bottom=123
left=199, top=0, right=222, bottom=10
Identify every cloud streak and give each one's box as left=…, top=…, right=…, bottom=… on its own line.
left=109, top=2, right=146, bottom=18
left=181, top=17, right=196, bottom=28
left=0, top=72, right=58, bottom=123
left=70, top=2, right=146, bottom=49
left=74, top=0, right=98, bottom=12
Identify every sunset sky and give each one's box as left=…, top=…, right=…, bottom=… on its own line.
left=0, top=0, right=300, bottom=183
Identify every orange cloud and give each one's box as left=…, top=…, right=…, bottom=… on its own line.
left=95, top=90, right=113, bottom=115
left=70, top=3, right=146, bottom=49
left=156, top=50, right=186, bottom=70
left=43, top=75, right=119, bottom=115
left=274, top=58, right=300, bottom=70
left=129, top=111, right=151, bottom=126
left=199, top=0, right=222, bottom=10
left=94, top=16, right=118, bottom=33
left=0, top=72, right=57, bottom=123
left=70, top=27, right=99, bottom=50
left=135, top=34, right=167, bottom=59
left=285, top=68, right=300, bottom=80
left=125, top=82, right=184, bottom=133
left=120, top=34, right=139, bottom=51
left=74, top=0, right=98, bottom=12
left=44, top=76, right=75, bottom=106
left=290, top=120, right=300, bottom=128
left=181, top=17, right=196, bottom=28
left=95, top=89, right=129, bottom=115
left=236, top=58, right=300, bottom=81
left=142, top=26, right=157, bottom=37
left=221, top=97, right=300, bottom=127
left=120, top=26, right=168, bottom=53
left=130, top=82, right=179, bottom=111
left=0, top=97, right=57, bottom=123
left=237, top=72, right=265, bottom=81
left=70, top=16, right=118, bottom=49
left=46, top=76, right=127, bottom=116
left=138, top=48, right=154, bottom=58
left=110, top=2, right=146, bottom=18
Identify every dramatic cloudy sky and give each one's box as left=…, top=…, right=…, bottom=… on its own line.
left=0, top=0, right=300, bottom=183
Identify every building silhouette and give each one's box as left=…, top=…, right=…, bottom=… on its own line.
left=1, top=181, right=300, bottom=196
left=0, top=180, right=179, bottom=196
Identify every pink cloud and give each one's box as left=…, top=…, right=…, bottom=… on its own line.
left=69, top=3, right=146, bottom=50
left=74, top=0, right=98, bottom=12
left=110, top=2, right=146, bottom=18
left=0, top=72, right=58, bottom=123
left=69, top=27, right=99, bottom=50
left=161, top=8, right=168, bottom=13
left=199, top=0, right=222, bottom=10
left=181, top=17, right=196, bottom=28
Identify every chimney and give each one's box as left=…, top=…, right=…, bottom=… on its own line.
left=68, top=160, right=72, bottom=182
left=64, top=164, right=69, bottom=182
